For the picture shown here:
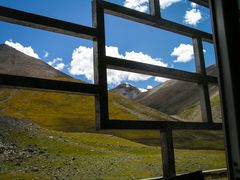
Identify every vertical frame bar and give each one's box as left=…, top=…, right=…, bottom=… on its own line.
left=92, top=0, right=109, bottom=130
left=149, top=0, right=161, bottom=17
left=160, top=128, right=176, bottom=178
left=209, top=0, right=240, bottom=179
left=193, top=37, right=213, bottom=123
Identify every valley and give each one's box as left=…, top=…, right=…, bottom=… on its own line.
left=0, top=44, right=226, bottom=179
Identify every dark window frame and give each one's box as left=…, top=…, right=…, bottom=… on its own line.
left=1, top=0, right=231, bottom=178
left=0, top=1, right=221, bottom=130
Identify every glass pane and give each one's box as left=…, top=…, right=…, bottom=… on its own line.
left=174, top=129, right=225, bottom=176
left=161, top=0, right=212, bottom=33
left=0, top=0, right=92, bottom=27
left=105, top=0, right=150, bottom=14
left=105, top=15, right=196, bottom=73
left=0, top=88, right=95, bottom=131
left=0, top=22, right=94, bottom=84
left=209, top=84, right=222, bottom=123
left=203, top=42, right=217, bottom=77
left=108, top=69, right=203, bottom=122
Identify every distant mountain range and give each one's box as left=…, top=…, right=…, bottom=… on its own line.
left=1, top=43, right=221, bottom=123
left=110, top=65, right=221, bottom=122
left=0, top=44, right=181, bottom=145
left=0, top=44, right=224, bottom=148
left=135, top=65, right=218, bottom=114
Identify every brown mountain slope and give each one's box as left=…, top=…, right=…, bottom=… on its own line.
left=110, top=82, right=141, bottom=99
left=0, top=44, right=68, bottom=78
left=0, top=44, right=225, bottom=149
left=135, top=65, right=218, bottom=115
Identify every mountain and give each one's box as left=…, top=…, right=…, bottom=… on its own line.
left=0, top=45, right=225, bottom=178
left=0, top=44, right=183, bottom=146
left=110, top=82, right=141, bottom=99
left=0, top=44, right=224, bottom=148
left=135, top=65, right=219, bottom=117
left=0, top=44, right=68, bottom=78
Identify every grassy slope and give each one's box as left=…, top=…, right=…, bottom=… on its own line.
left=0, top=118, right=226, bottom=179
left=0, top=88, right=176, bottom=131
left=0, top=88, right=225, bottom=149
left=178, top=94, right=222, bottom=123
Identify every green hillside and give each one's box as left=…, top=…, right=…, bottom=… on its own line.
left=178, top=93, right=222, bottom=123
left=0, top=45, right=224, bottom=150
left=0, top=86, right=224, bottom=149
left=0, top=87, right=176, bottom=132
left=0, top=117, right=226, bottom=179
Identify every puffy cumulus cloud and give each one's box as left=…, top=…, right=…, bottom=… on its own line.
left=154, top=77, right=169, bottom=82
left=160, top=0, right=181, bottom=9
left=68, top=46, right=93, bottom=80
left=147, top=85, right=153, bottom=90
left=123, top=0, right=181, bottom=12
left=184, top=8, right=202, bottom=26
left=54, top=63, right=65, bottom=70
left=107, top=69, right=150, bottom=84
left=123, top=0, right=148, bottom=12
left=124, top=51, right=167, bottom=67
left=171, top=43, right=206, bottom=63
left=171, top=44, right=194, bottom=63
left=48, top=57, right=65, bottom=71
left=5, top=40, right=39, bottom=59
left=105, top=46, right=123, bottom=59
left=68, top=46, right=168, bottom=85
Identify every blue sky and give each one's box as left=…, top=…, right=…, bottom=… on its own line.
left=0, top=0, right=216, bottom=90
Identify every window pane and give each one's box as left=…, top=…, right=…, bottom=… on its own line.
left=105, top=15, right=197, bottom=73
left=0, top=22, right=94, bottom=84
left=209, top=85, right=222, bottom=123
left=161, top=0, right=212, bottom=33
left=0, top=0, right=92, bottom=26
left=108, top=69, right=203, bottom=122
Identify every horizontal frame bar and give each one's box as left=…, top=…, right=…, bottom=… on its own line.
left=103, top=1, right=213, bottom=43
left=0, top=6, right=97, bottom=40
left=0, top=74, right=99, bottom=95
left=106, top=56, right=218, bottom=84
left=102, top=120, right=222, bottom=130
left=190, top=0, right=209, bottom=8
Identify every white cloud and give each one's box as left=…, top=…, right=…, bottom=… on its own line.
left=123, top=0, right=181, bottom=12
left=147, top=85, right=153, bottom=90
left=48, top=57, right=62, bottom=66
left=43, top=50, right=49, bottom=58
left=68, top=46, right=93, bottom=80
left=184, top=8, right=202, bottom=26
left=54, top=63, right=65, bottom=70
left=68, top=46, right=168, bottom=85
left=171, top=43, right=207, bottom=63
left=48, top=57, right=65, bottom=71
left=123, top=0, right=148, bottom=12
left=160, top=0, right=181, bottom=9
left=5, top=40, right=39, bottom=59
left=154, top=77, right=169, bottom=82
left=191, top=2, right=197, bottom=8
left=139, top=88, right=148, bottom=92
left=124, top=51, right=167, bottom=67
left=171, top=44, right=194, bottom=63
